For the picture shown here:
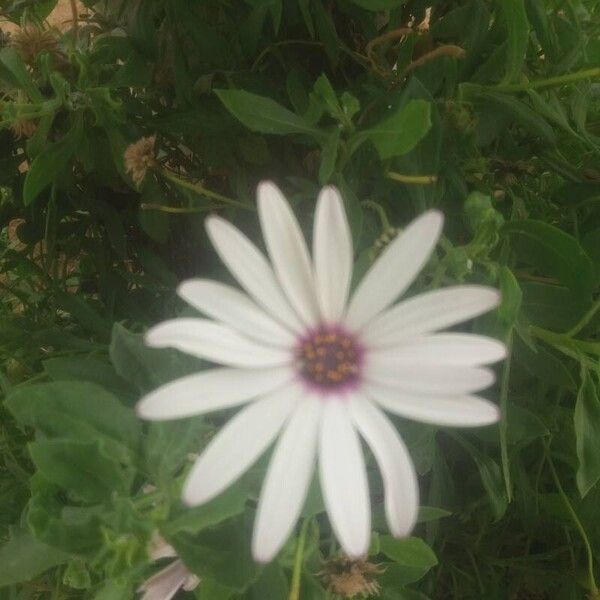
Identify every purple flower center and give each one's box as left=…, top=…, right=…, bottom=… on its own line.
left=296, top=326, right=362, bottom=391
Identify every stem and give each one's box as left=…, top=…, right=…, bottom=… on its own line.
left=289, top=519, right=310, bottom=600
left=565, top=296, right=600, bottom=338
left=530, top=325, right=600, bottom=356
left=140, top=203, right=213, bottom=214
left=69, top=0, right=79, bottom=46
left=386, top=171, right=438, bottom=185
left=495, top=67, right=600, bottom=92
left=544, top=440, right=598, bottom=595
left=499, top=330, right=513, bottom=502
left=159, top=169, right=253, bottom=211
left=361, top=200, right=391, bottom=231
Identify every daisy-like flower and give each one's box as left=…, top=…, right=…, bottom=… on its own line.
left=137, top=182, right=504, bottom=563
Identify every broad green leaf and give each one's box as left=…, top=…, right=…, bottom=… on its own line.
left=575, top=372, right=600, bottom=497
left=5, top=381, right=140, bottom=447
left=499, top=0, right=530, bottom=84
left=27, top=476, right=104, bottom=554
left=43, top=357, right=133, bottom=397
left=93, top=580, right=133, bottom=600
left=378, top=537, right=437, bottom=586
left=248, top=563, right=288, bottom=600
left=520, top=281, right=589, bottom=331
left=313, top=74, right=343, bottom=121
left=379, top=536, right=438, bottom=569
left=504, top=220, right=595, bottom=300
left=23, top=117, right=83, bottom=205
left=109, top=322, right=201, bottom=391
left=506, top=403, right=549, bottom=445
left=365, top=100, right=432, bottom=160
left=165, top=478, right=251, bottom=535
left=0, top=47, right=43, bottom=101
left=173, top=517, right=261, bottom=593
left=477, top=92, right=556, bottom=144
left=0, top=528, right=69, bottom=586
left=215, top=89, right=322, bottom=137
left=54, top=290, right=111, bottom=338
left=29, top=439, right=133, bottom=503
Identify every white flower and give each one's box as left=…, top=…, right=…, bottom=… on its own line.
left=138, top=535, right=200, bottom=600
left=137, top=182, right=504, bottom=563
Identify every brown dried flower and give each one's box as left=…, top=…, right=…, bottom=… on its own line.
left=319, top=557, right=385, bottom=599
left=11, top=118, right=37, bottom=139
left=124, top=136, right=157, bottom=187
left=10, top=25, right=62, bottom=66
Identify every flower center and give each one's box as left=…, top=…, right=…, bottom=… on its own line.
left=296, top=327, right=362, bottom=390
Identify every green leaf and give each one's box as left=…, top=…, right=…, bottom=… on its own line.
left=29, top=439, right=133, bottom=502
left=379, top=536, right=438, bottom=568
left=318, top=127, right=340, bottom=184
left=0, top=47, right=42, bottom=101
left=165, top=478, right=251, bottom=535
left=378, top=536, right=437, bottom=585
left=364, top=100, right=432, bottom=160
left=109, top=322, right=201, bottom=391
left=499, top=0, right=530, bottom=84
left=43, top=357, right=133, bottom=397
left=417, top=506, right=452, bottom=523
left=504, top=220, right=595, bottom=300
left=574, top=372, right=600, bottom=497
left=23, top=117, right=83, bottom=205
left=498, top=267, right=522, bottom=325
left=215, top=89, right=322, bottom=137
left=477, top=92, right=556, bottom=144
left=0, top=528, right=69, bottom=586
left=248, top=563, right=288, bottom=600
left=5, top=381, right=140, bottom=447
left=173, top=517, right=261, bottom=593
left=54, top=290, right=111, bottom=338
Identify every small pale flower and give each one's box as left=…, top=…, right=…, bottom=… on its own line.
left=137, top=182, right=504, bottom=562
left=319, top=557, right=384, bottom=599
left=124, top=136, right=157, bottom=187
left=138, top=535, right=200, bottom=600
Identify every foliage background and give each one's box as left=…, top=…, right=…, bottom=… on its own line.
left=0, top=0, right=600, bottom=598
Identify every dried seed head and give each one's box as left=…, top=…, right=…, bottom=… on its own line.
left=11, top=118, right=37, bottom=139
left=319, top=557, right=385, bottom=599
left=124, top=136, right=157, bottom=187
left=10, top=25, right=61, bottom=66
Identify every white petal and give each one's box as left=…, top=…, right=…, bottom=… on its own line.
left=145, top=318, right=291, bottom=368
left=365, top=360, right=495, bottom=394
left=138, top=560, right=189, bottom=600
left=177, top=279, right=296, bottom=347
left=182, top=383, right=301, bottom=506
left=136, top=367, right=293, bottom=421
left=365, top=382, right=500, bottom=427
left=252, top=397, right=321, bottom=563
left=205, top=215, right=304, bottom=332
left=345, top=211, right=444, bottom=330
left=258, top=181, right=319, bottom=326
left=349, top=396, right=418, bottom=537
left=313, top=186, right=353, bottom=323
left=368, top=334, right=507, bottom=366
left=319, top=398, right=371, bottom=558
left=362, top=285, right=501, bottom=346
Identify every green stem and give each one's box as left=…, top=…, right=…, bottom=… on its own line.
left=499, top=330, right=513, bottom=502
left=361, top=200, right=391, bottom=231
left=544, top=440, right=598, bottom=596
left=565, top=297, right=600, bottom=338
left=140, top=203, right=214, bottom=214
left=494, top=67, right=600, bottom=92
left=289, top=519, right=310, bottom=600
left=530, top=326, right=600, bottom=356
left=386, top=171, right=438, bottom=185
left=159, top=169, right=253, bottom=211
